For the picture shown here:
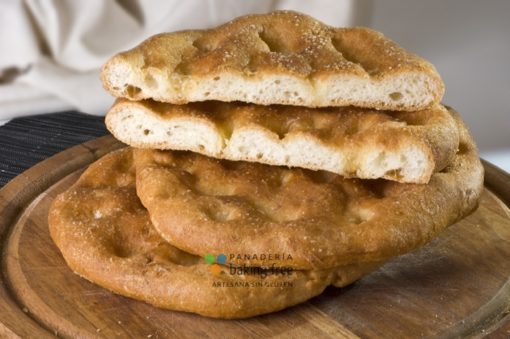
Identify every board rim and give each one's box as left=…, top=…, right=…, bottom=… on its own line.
left=0, top=136, right=123, bottom=337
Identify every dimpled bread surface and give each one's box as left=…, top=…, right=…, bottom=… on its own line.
left=101, top=11, right=444, bottom=110
left=134, top=109, right=483, bottom=270
left=48, top=147, right=382, bottom=319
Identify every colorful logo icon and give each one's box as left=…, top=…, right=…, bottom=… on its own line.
left=204, top=253, right=227, bottom=275
left=204, top=253, right=215, bottom=265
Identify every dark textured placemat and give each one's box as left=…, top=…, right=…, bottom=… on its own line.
left=0, top=112, right=108, bottom=188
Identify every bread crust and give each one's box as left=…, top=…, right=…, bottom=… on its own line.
left=134, top=108, right=483, bottom=270
left=48, top=148, right=380, bottom=319
left=101, top=11, right=444, bottom=110
left=106, top=99, right=459, bottom=183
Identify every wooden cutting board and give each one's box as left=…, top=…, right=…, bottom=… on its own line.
left=1, top=135, right=510, bottom=338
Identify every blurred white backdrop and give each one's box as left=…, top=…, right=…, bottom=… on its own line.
left=0, top=0, right=359, bottom=122
left=0, top=0, right=508, bottom=170
left=369, top=0, right=510, bottom=171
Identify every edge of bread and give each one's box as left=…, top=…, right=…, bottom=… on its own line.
left=101, top=11, right=444, bottom=110
left=106, top=100, right=459, bottom=183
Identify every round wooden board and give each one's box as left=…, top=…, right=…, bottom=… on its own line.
left=1, top=135, right=510, bottom=338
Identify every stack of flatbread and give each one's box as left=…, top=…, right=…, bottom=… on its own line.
left=49, top=11, right=484, bottom=319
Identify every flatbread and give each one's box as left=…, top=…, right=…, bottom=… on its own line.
left=134, top=108, right=483, bottom=270
left=107, top=99, right=458, bottom=183
left=48, top=148, right=380, bottom=319
left=101, top=10, right=443, bottom=110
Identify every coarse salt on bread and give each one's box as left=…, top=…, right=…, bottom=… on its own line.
left=101, top=11, right=444, bottom=110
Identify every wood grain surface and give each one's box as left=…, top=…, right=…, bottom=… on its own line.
left=1, top=135, right=510, bottom=338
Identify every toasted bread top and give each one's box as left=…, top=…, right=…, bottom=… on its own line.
left=102, top=11, right=444, bottom=110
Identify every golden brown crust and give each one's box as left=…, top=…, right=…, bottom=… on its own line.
left=48, top=148, right=380, bottom=319
left=101, top=11, right=444, bottom=110
left=134, top=108, right=483, bottom=270
left=106, top=99, right=459, bottom=183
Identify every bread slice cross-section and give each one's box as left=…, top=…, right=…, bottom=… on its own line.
left=101, top=11, right=444, bottom=111
left=106, top=99, right=459, bottom=183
